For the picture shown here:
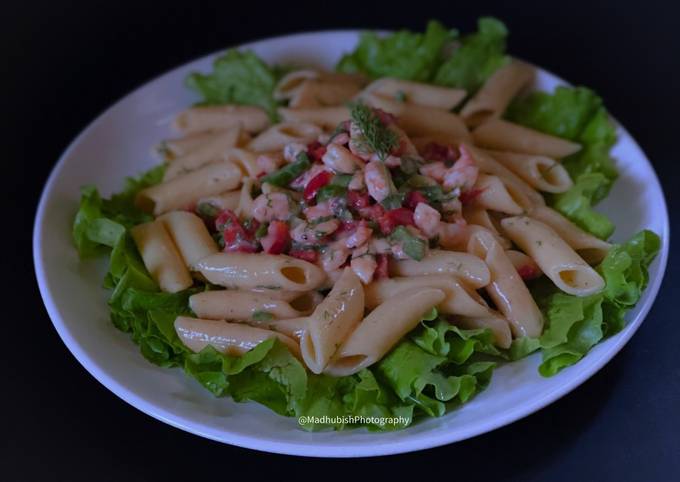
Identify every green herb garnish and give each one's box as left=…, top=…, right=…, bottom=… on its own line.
left=389, top=226, right=427, bottom=261
left=260, top=152, right=311, bottom=187
left=381, top=193, right=405, bottom=210
left=252, top=310, right=275, bottom=321
left=316, top=184, right=347, bottom=203
left=255, top=223, right=269, bottom=239
left=349, top=102, right=398, bottom=160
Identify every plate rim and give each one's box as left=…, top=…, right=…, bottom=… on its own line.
left=32, top=29, right=671, bottom=458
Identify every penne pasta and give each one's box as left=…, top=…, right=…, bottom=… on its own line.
left=463, top=206, right=512, bottom=249
left=197, top=190, right=241, bottom=213
left=365, top=274, right=491, bottom=317
left=487, top=150, right=573, bottom=193
left=300, top=268, right=364, bottom=374
left=389, top=249, right=491, bottom=288
left=289, top=79, right=362, bottom=108
left=471, top=173, right=531, bottom=214
left=454, top=315, right=512, bottom=349
left=528, top=205, right=612, bottom=263
left=461, top=60, right=534, bottom=127
left=246, top=316, right=307, bottom=341
left=174, top=316, right=300, bottom=357
left=235, top=177, right=255, bottom=218
left=175, top=105, right=269, bottom=134
left=501, top=216, right=605, bottom=296
left=361, top=92, right=471, bottom=141
left=158, top=211, right=218, bottom=270
left=136, top=161, right=242, bottom=215
left=130, top=220, right=193, bottom=293
left=363, top=78, right=466, bottom=110
left=472, top=118, right=581, bottom=158
left=160, top=130, right=227, bottom=159
left=189, top=290, right=311, bottom=321
left=164, top=127, right=242, bottom=180
left=196, top=252, right=327, bottom=291
left=467, top=145, right=545, bottom=206
left=505, top=249, right=543, bottom=279
left=278, top=106, right=350, bottom=129
left=248, top=122, right=322, bottom=152
left=324, top=287, right=445, bottom=376
left=274, top=70, right=320, bottom=100
left=467, top=227, right=543, bottom=337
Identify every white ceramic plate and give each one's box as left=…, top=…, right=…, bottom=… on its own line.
left=33, top=31, right=669, bottom=457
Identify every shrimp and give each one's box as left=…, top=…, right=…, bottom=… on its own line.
left=322, top=143, right=360, bottom=173
left=419, top=161, right=448, bottom=183
left=364, top=160, right=394, bottom=202
left=321, top=242, right=350, bottom=271
left=256, top=153, right=283, bottom=174
left=252, top=192, right=291, bottom=222
left=437, top=218, right=469, bottom=250
left=303, top=201, right=333, bottom=221
left=414, top=202, right=441, bottom=238
left=351, top=255, right=377, bottom=284
left=443, top=144, right=479, bottom=191
left=345, top=220, right=373, bottom=248
left=290, top=163, right=328, bottom=190
left=348, top=171, right=365, bottom=190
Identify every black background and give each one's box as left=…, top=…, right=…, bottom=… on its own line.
left=5, top=0, right=679, bottom=480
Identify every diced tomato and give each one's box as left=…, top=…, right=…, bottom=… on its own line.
left=517, top=264, right=542, bottom=281
left=307, top=141, right=327, bottom=162
left=459, top=188, right=485, bottom=206
left=215, top=209, right=240, bottom=231
left=217, top=209, right=259, bottom=253
left=405, top=190, right=429, bottom=209
left=373, top=108, right=396, bottom=125
left=303, top=171, right=333, bottom=202
left=243, top=219, right=261, bottom=238
left=340, top=219, right=359, bottom=232
left=421, top=142, right=459, bottom=163
left=260, top=220, right=290, bottom=254
left=358, top=203, right=385, bottom=221
left=289, top=248, right=318, bottom=263
left=375, top=254, right=390, bottom=279
left=347, top=190, right=371, bottom=209
left=378, top=208, right=415, bottom=234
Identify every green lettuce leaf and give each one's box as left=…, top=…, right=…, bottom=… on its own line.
left=376, top=314, right=496, bottom=417
left=534, top=230, right=661, bottom=376
left=551, top=173, right=615, bottom=240
left=506, top=86, right=618, bottom=239
left=337, top=20, right=453, bottom=81
left=186, top=50, right=280, bottom=119
left=433, top=17, right=509, bottom=93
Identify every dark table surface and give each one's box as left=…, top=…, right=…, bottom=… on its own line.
left=5, top=0, right=679, bottom=480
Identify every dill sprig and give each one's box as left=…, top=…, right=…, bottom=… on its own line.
left=349, top=102, right=398, bottom=160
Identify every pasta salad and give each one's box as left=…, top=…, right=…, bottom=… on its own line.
left=72, top=18, right=660, bottom=431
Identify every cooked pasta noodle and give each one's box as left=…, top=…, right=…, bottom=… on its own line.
left=189, top=290, right=312, bottom=320
left=130, top=220, right=193, bottom=293
left=300, top=268, right=364, bottom=374
left=174, top=316, right=300, bottom=357
left=486, top=150, right=573, bottom=193
left=472, top=118, right=581, bottom=158
left=389, top=250, right=491, bottom=288
left=196, top=252, right=327, bottom=291
left=461, top=60, right=534, bottom=127
left=467, top=227, right=543, bottom=337
left=500, top=216, right=605, bottom=296
left=324, top=287, right=445, bottom=376
left=363, top=78, right=466, bottom=110
left=164, top=127, right=242, bottom=180
left=175, top=105, right=269, bottom=134
left=136, top=161, right=242, bottom=215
